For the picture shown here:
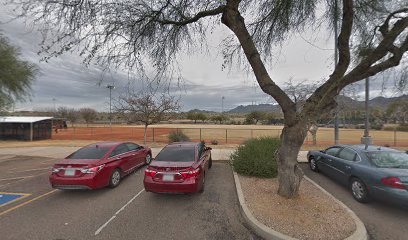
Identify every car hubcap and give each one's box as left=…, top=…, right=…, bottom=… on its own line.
left=310, top=159, right=316, bottom=170
left=352, top=181, right=364, bottom=199
left=112, top=171, right=120, bottom=185
left=146, top=155, right=151, bottom=164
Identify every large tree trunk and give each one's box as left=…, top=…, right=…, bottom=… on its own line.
left=277, top=122, right=308, bottom=198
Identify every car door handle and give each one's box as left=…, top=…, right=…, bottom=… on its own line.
left=327, top=159, right=332, bottom=162
left=116, top=157, right=122, bottom=160
left=345, top=166, right=351, bottom=169
left=131, top=154, right=136, bottom=156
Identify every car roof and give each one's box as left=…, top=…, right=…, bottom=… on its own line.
left=338, top=144, right=400, bottom=153
left=84, top=141, right=127, bottom=149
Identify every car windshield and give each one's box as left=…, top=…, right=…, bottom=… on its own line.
left=367, top=151, right=408, bottom=169
left=67, top=147, right=110, bottom=160
left=155, top=147, right=195, bottom=162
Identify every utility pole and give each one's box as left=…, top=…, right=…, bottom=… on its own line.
left=221, top=96, right=225, bottom=113
left=361, top=77, right=373, bottom=145
left=334, top=0, right=340, bottom=145
left=106, top=85, right=115, bottom=127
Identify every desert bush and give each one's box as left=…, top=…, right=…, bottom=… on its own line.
left=230, top=137, right=280, bottom=178
left=211, top=139, right=219, bottom=145
left=168, top=131, right=190, bottom=143
left=396, top=124, right=408, bottom=132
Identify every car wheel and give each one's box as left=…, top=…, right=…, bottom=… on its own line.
left=199, top=173, right=205, bottom=193
left=145, top=154, right=152, bottom=165
left=109, top=169, right=121, bottom=188
left=350, top=178, right=370, bottom=203
left=208, top=155, right=212, bottom=169
left=309, top=157, right=319, bottom=172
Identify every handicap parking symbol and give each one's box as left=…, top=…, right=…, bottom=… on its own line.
left=0, top=192, right=30, bottom=207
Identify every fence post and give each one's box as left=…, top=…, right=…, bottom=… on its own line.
left=226, top=129, right=228, bottom=144
left=200, top=128, right=202, bottom=141
left=394, top=129, right=397, bottom=147
left=152, top=128, right=155, bottom=143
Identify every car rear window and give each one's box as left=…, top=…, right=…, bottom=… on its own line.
left=67, top=147, right=110, bottom=160
left=368, top=151, right=408, bottom=169
left=155, top=147, right=195, bottom=162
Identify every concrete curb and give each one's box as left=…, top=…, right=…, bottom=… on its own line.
left=233, top=172, right=368, bottom=240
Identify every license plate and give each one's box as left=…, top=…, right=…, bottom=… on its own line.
left=162, top=174, right=174, bottom=182
left=64, top=169, right=76, bottom=176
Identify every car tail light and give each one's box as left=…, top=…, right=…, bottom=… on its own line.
left=81, top=164, right=105, bottom=174
left=180, top=168, right=201, bottom=179
left=145, top=168, right=157, bottom=177
left=381, top=177, right=406, bottom=190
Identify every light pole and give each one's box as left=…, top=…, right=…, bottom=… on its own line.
left=52, top=98, right=56, bottom=112
left=361, top=77, right=373, bottom=146
left=221, top=96, right=225, bottom=113
left=106, top=85, right=115, bottom=127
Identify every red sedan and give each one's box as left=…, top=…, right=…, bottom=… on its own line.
left=50, top=142, right=152, bottom=190
left=144, top=142, right=212, bottom=194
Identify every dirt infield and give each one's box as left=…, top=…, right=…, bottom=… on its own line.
left=51, top=124, right=408, bottom=147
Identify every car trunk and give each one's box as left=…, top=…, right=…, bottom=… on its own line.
left=54, top=159, right=99, bottom=177
left=149, top=161, right=195, bottom=182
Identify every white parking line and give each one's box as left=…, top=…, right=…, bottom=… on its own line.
left=94, top=189, right=145, bottom=236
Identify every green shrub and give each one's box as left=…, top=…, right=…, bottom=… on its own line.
left=230, top=137, right=280, bottom=178
left=168, top=131, right=190, bottom=143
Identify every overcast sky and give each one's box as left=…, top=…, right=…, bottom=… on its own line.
left=0, top=3, right=400, bottom=113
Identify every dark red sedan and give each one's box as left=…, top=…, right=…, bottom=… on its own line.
left=50, top=142, right=152, bottom=190
left=144, top=142, right=212, bottom=194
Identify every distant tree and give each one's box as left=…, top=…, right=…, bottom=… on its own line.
left=386, top=100, right=408, bottom=124
left=210, top=114, right=229, bottom=124
left=79, top=108, right=98, bottom=127
left=0, top=34, right=37, bottom=111
left=56, top=106, right=70, bottom=119
left=115, top=90, right=180, bottom=144
left=197, top=113, right=208, bottom=123
left=66, top=108, right=79, bottom=127
left=187, top=112, right=201, bottom=124
left=245, top=111, right=266, bottom=124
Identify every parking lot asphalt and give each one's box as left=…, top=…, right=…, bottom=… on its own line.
left=301, top=163, right=408, bottom=240
left=0, top=152, right=260, bottom=240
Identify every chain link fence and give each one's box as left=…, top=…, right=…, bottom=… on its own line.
left=51, top=126, right=408, bottom=147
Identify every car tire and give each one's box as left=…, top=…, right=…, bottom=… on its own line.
left=145, top=153, right=152, bottom=165
left=199, top=173, right=205, bottom=193
left=309, top=157, right=319, bottom=172
left=109, top=169, right=121, bottom=188
left=350, top=178, right=370, bottom=203
left=208, top=155, right=212, bottom=169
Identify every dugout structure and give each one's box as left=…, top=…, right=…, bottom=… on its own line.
left=0, top=116, right=53, bottom=141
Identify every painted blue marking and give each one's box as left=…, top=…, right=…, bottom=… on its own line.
left=0, top=194, right=24, bottom=205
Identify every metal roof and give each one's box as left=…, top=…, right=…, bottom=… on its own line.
left=0, top=116, right=54, bottom=123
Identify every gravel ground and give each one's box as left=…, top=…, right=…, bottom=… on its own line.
left=239, top=175, right=356, bottom=240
